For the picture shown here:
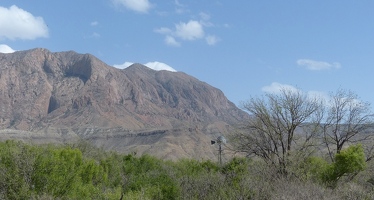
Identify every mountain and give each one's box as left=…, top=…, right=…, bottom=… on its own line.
left=0, top=48, right=249, bottom=160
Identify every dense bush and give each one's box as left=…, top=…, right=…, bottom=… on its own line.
left=0, top=141, right=118, bottom=199
left=0, top=140, right=373, bottom=199
left=301, top=144, right=367, bottom=188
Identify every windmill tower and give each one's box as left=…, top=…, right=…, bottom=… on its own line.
left=211, top=136, right=226, bottom=166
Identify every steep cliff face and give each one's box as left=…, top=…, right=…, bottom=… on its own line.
left=0, top=48, right=248, bottom=159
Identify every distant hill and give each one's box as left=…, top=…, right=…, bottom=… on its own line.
left=0, top=48, right=249, bottom=160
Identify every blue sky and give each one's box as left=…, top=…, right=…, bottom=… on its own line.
left=1, top=0, right=374, bottom=108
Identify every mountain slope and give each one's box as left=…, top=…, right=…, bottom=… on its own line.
left=0, top=48, right=248, bottom=159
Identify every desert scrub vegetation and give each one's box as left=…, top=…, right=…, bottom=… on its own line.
left=0, top=140, right=374, bottom=199
left=1, top=88, right=374, bottom=199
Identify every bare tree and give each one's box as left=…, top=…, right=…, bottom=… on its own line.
left=322, top=89, right=374, bottom=161
left=232, top=89, right=323, bottom=172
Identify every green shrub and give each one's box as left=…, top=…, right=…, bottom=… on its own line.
left=222, top=157, right=250, bottom=186
left=303, top=156, right=330, bottom=182
left=334, top=144, right=366, bottom=177
left=0, top=140, right=37, bottom=199
left=122, top=154, right=180, bottom=200
left=0, top=140, right=371, bottom=199
left=32, top=146, right=83, bottom=197
left=303, top=144, right=367, bottom=187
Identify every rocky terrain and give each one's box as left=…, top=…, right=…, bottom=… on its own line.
left=0, top=48, right=249, bottom=160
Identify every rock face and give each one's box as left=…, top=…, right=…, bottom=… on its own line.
left=0, top=48, right=248, bottom=160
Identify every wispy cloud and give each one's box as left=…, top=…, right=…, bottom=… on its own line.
left=0, top=5, right=48, bottom=40
left=154, top=27, right=172, bottom=34
left=262, top=82, right=300, bottom=94
left=296, top=59, right=341, bottom=70
left=174, top=0, right=184, bottom=7
left=174, top=0, right=189, bottom=14
left=199, top=12, right=213, bottom=27
left=113, top=62, right=134, bottom=69
left=165, top=35, right=180, bottom=47
left=205, top=35, right=220, bottom=46
left=83, top=32, right=101, bottom=39
left=90, top=32, right=101, bottom=39
left=90, top=21, right=99, bottom=26
left=112, top=0, right=152, bottom=13
left=113, top=61, right=177, bottom=72
left=262, top=82, right=331, bottom=103
left=0, top=44, right=16, bottom=53
left=307, top=90, right=330, bottom=102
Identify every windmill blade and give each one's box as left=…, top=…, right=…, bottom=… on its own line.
left=217, top=136, right=226, bottom=144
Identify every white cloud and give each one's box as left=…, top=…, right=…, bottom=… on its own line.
left=90, top=32, right=101, bottom=38
left=262, top=83, right=332, bottom=104
left=174, top=0, right=184, bottom=7
left=175, top=20, right=204, bottom=41
left=154, top=20, right=213, bottom=46
left=84, top=32, right=101, bottom=39
left=0, top=5, right=48, bottom=40
left=199, top=12, right=211, bottom=21
left=307, top=90, right=328, bottom=100
left=174, top=0, right=188, bottom=14
left=199, top=12, right=213, bottom=27
left=296, top=59, right=341, bottom=70
left=113, top=61, right=177, bottom=72
left=261, top=83, right=365, bottom=110
left=307, top=91, right=362, bottom=108
left=0, top=44, right=16, bottom=53
left=205, top=35, right=220, bottom=45
left=90, top=21, right=99, bottom=26
left=307, top=90, right=330, bottom=103
left=165, top=36, right=180, bottom=47
left=262, top=82, right=300, bottom=94
left=156, top=13, right=221, bottom=46
left=175, top=8, right=187, bottom=14
left=144, top=62, right=177, bottom=72
left=112, top=0, right=151, bottom=13
left=113, top=61, right=134, bottom=69
left=154, top=27, right=172, bottom=34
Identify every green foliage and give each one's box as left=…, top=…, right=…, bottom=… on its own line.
left=334, top=144, right=366, bottom=177
left=172, top=157, right=254, bottom=199
left=302, top=156, right=330, bottom=182
left=173, top=159, right=219, bottom=177
left=221, top=157, right=252, bottom=199
left=302, top=144, right=367, bottom=187
left=0, top=140, right=372, bottom=199
left=323, top=144, right=367, bottom=186
left=222, top=157, right=250, bottom=186
left=32, top=146, right=83, bottom=197
left=99, top=153, right=122, bottom=188
left=122, top=154, right=180, bottom=200
left=0, top=140, right=37, bottom=199
left=0, top=141, right=121, bottom=199
left=80, top=159, right=104, bottom=184
left=223, top=157, right=249, bottom=174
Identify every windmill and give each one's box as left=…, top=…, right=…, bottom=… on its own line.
left=211, top=136, right=226, bottom=166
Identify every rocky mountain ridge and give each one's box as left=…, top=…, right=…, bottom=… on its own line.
left=0, top=48, right=248, bottom=159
